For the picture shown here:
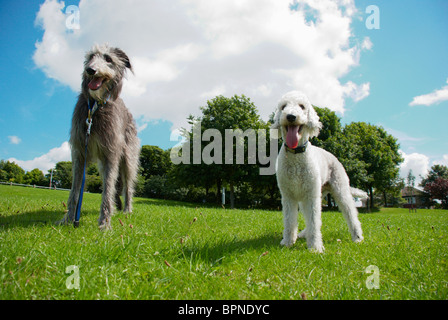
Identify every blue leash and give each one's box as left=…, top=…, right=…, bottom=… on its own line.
left=74, top=98, right=101, bottom=228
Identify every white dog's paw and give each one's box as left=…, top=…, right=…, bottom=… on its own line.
left=280, top=238, right=296, bottom=247
left=308, top=246, right=325, bottom=253
left=308, top=243, right=325, bottom=253
left=298, top=228, right=307, bottom=238
left=307, top=237, right=324, bottom=253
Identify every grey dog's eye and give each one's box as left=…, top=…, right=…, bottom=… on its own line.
left=299, top=104, right=305, bottom=110
left=104, top=54, right=113, bottom=63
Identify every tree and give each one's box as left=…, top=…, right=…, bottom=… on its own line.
left=171, top=95, right=266, bottom=208
left=24, top=168, right=47, bottom=186
left=342, top=122, right=403, bottom=209
left=407, top=170, right=416, bottom=188
left=420, top=164, right=448, bottom=187
left=405, top=169, right=417, bottom=211
left=424, top=178, right=448, bottom=209
left=200, top=95, right=267, bottom=208
left=0, top=160, right=25, bottom=183
left=50, top=161, right=73, bottom=189
left=138, top=145, right=174, bottom=199
left=421, top=164, right=448, bottom=209
left=86, top=163, right=102, bottom=193
left=140, top=145, right=172, bottom=180
left=310, top=106, right=343, bottom=150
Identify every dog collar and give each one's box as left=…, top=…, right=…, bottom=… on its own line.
left=284, top=141, right=308, bottom=154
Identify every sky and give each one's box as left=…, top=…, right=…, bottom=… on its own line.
left=0, top=0, right=447, bottom=185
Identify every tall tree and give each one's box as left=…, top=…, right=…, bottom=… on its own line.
left=172, top=95, right=265, bottom=208
left=342, top=122, right=403, bottom=208
left=420, top=164, right=448, bottom=187
left=50, top=161, right=73, bottom=189
left=310, top=106, right=343, bottom=151
left=424, top=178, right=448, bottom=209
left=407, top=169, right=416, bottom=188
left=140, top=145, right=172, bottom=180
left=0, top=160, right=25, bottom=183
left=24, top=168, right=46, bottom=186
left=421, top=164, right=448, bottom=209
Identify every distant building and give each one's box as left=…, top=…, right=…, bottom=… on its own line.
left=401, top=186, right=430, bottom=209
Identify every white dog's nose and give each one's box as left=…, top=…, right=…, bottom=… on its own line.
left=286, top=114, right=296, bottom=122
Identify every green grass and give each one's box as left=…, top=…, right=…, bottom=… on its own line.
left=1, top=184, right=447, bottom=300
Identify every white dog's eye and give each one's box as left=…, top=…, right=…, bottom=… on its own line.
left=281, top=104, right=287, bottom=110
left=299, top=104, right=305, bottom=110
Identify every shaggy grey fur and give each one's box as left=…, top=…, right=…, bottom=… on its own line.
left=58, top=44, right=140, bottom=229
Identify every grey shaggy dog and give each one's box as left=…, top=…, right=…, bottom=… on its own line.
left=58, top=44, right=140, bottom=229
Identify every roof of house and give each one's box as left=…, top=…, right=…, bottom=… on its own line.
left=401, top=186, right=429, bottom=197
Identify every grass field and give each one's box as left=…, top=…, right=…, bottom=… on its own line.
left=0, top=184, right=447, bottom=300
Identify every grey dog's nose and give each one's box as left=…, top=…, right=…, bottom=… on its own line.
left=86, top=67, right=96, bottom=76
left=286, top=114, right=296, bottom=122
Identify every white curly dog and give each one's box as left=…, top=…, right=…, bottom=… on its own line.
left=272, top=91, right=367, bottom=253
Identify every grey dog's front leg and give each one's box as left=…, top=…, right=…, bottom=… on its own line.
left=98, top=159, right=120, bottom=230
left=57, top=152, right=84, bottom=225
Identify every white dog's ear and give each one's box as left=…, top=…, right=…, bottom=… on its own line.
left=307, top=105, right=322, bottom=138
left=271, top=109, right=281, bottom=129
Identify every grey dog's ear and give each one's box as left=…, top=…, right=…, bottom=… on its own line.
left=271, top=109, right=281, bottom=129
left=113, top=47, right=133, bottom=72
left=307, top=105, right=322, bottom=138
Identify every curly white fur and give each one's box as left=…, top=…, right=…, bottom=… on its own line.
left=272, top=91, right=366, bottom=253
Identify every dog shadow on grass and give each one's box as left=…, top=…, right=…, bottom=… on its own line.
left=179, top=232, right=307, bottom=265
left=134, top=198, right=224, bottom=210
left=0, top=209, right=98, bottom=230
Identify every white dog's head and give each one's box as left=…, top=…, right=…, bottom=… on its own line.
left=271, top=91, right=322, bottom=149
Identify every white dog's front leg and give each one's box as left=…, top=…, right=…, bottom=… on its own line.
left=280, top=196, right=299, bottom=247
left=301, top=197, right=324, bottom=253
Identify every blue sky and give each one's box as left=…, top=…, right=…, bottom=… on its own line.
left=1, top=0, right=447, bottom=184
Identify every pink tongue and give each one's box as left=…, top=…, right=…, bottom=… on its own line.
left=88, top=77, right=103, bottom=90
left=286, top=125, right=300, bottom=149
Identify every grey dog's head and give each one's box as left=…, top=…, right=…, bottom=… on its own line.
left=271, top=91, right=322, bottom=149
left=82, top=44, right=132, bottom=102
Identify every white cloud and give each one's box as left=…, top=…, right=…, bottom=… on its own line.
left=361, top=36, right=373, bottom=50
left=137, top=122, right=148, bottom=133
left=383, top=127, right=425, bottom=153
left=433, top=154, right=448, bottom=167
left=409, top=78, right=448, bottom=106
left=8, top=136, right=21, bottom=145
left=386, top=128, right=424, bottom=143
left=34, top=0, right=370, bottom=130
left=200, top=85, right=227, bottom=99
left=8, top=141, right=71, bottom=173
left=343, top=81, right=370, bottom=102
left=399, top=150, right=430, bottom=186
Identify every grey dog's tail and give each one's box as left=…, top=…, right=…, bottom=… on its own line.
left=350, top=187, right=368, bottom=199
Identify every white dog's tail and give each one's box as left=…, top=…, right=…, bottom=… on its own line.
left=350, top=187, right=368, bottom=199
